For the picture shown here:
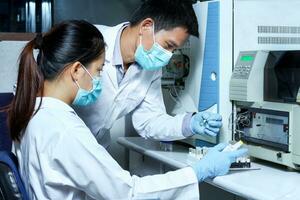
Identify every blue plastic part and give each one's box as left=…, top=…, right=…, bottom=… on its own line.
left=195, top=1, right=220, bottom=147
left=198, top=1, right=220, bottom=112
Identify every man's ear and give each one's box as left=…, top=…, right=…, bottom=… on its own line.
left=69, top=61, right=83, bottom=82
left=139, top=18, right=154, bottom=34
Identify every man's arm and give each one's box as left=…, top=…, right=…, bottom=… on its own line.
left=132, top=70, right=194, bottom=140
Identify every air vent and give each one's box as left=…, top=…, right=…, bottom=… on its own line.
left=258, top=26, right=300, bottom=34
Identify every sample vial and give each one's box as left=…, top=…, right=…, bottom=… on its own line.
left=222, top=140, right=243, bottom=152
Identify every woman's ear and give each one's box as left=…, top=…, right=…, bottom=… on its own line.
left=69, top=61, right=83, bottom=81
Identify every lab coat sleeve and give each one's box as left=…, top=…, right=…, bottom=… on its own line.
left=49, top=125, right=199, bottom=200
left=132, top=71, right=193, bottom=140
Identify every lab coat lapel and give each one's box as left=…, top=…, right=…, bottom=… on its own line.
left=118, top=64, right=141, bottom=91
left=100, top=23, right=127, bottom=90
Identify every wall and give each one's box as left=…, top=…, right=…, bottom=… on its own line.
left=53, top=0, right=141, bottom=26
left=0, top=41, right=26, bottom=93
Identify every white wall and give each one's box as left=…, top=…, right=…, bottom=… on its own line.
left=0, top=41, right=27, bottom=93
left=53, top=0, right=141, bottom=26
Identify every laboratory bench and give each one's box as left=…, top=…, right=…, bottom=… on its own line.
left=117, top=137, right=300, bottom=200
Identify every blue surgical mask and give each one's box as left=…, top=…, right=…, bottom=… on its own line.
left=72, top=65, right=102, bottom=106
left=134, top=25, right=173, bottom=71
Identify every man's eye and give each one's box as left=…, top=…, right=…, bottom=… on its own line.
left=167, top=43, right=175, bottom=50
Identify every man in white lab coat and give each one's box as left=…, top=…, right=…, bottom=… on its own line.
left=74, top=0, right=223, bottom=148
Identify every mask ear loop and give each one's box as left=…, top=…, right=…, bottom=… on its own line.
left=152, top=23, right=156, bottom=43
left=74, top=64, right=93, bottom=90
left=81, top=64, right=94, bottom=80
left=139, top=30, right=143, bottom=45
left=139, top=23, right=155, bottom=49
left=74, top=80, right=81, bottom=89
left=81, top=64, right=96, bottom=92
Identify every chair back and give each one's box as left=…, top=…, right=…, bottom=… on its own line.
left=0, top=151, right=29, bottom=200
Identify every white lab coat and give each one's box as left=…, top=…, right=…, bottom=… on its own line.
left=74, top=23, right=190, bottom=148
left=15, top=97, right=199, bottom=200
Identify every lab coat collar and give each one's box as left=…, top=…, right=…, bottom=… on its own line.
left=111, top=23, right=129, bottom=66
left=35, top=97, right=76, bottom=114
left=101, top=22, right=130, bottom=90
left=104, top=22, right=130, bottom=64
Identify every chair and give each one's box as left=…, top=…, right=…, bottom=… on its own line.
left=0, top=93, right=14, bottom=151
left=0, top=151, right=29, bottom=200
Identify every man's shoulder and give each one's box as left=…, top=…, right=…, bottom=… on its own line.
left=93, top=24, right=109, bottom=32
left=93, top=22, right=128, bottom=34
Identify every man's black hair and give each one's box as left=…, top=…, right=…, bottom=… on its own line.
left=130, top=0, right=199, bottom=37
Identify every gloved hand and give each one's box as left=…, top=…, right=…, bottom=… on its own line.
left=190, top=112, right=222, bottom=137
left=191, top=143, right=248, bottom=182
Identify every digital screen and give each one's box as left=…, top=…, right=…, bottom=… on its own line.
left=241, top=55, right=254, bottom=61
left=266, top=117, right=284, bottom=125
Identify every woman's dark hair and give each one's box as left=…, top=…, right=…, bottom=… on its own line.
left=7, top=20, right=105, bottom=141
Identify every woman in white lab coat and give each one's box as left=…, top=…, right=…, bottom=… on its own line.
left=7, top=20, right=247, bottom=200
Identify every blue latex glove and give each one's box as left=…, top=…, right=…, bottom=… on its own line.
left=191, top=143, right=248, bottom=182
left=190, top=112, right=222, bottom=137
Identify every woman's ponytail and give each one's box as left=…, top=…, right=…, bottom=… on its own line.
left=8, top=35, right=44, bottom=141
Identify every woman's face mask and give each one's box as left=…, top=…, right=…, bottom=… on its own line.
left=72, top=64, right=102, bottom=106
left=134, top=25, right=173, bottom=71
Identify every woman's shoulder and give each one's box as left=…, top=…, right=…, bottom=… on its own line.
left=27, top=106, right=86, bottom=138
left=24, top=106, right=94, bottom=152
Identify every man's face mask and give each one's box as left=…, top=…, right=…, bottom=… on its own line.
left=134, top=25, right=173, bottom=71
left=72, top=64, right=102, bottom=106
